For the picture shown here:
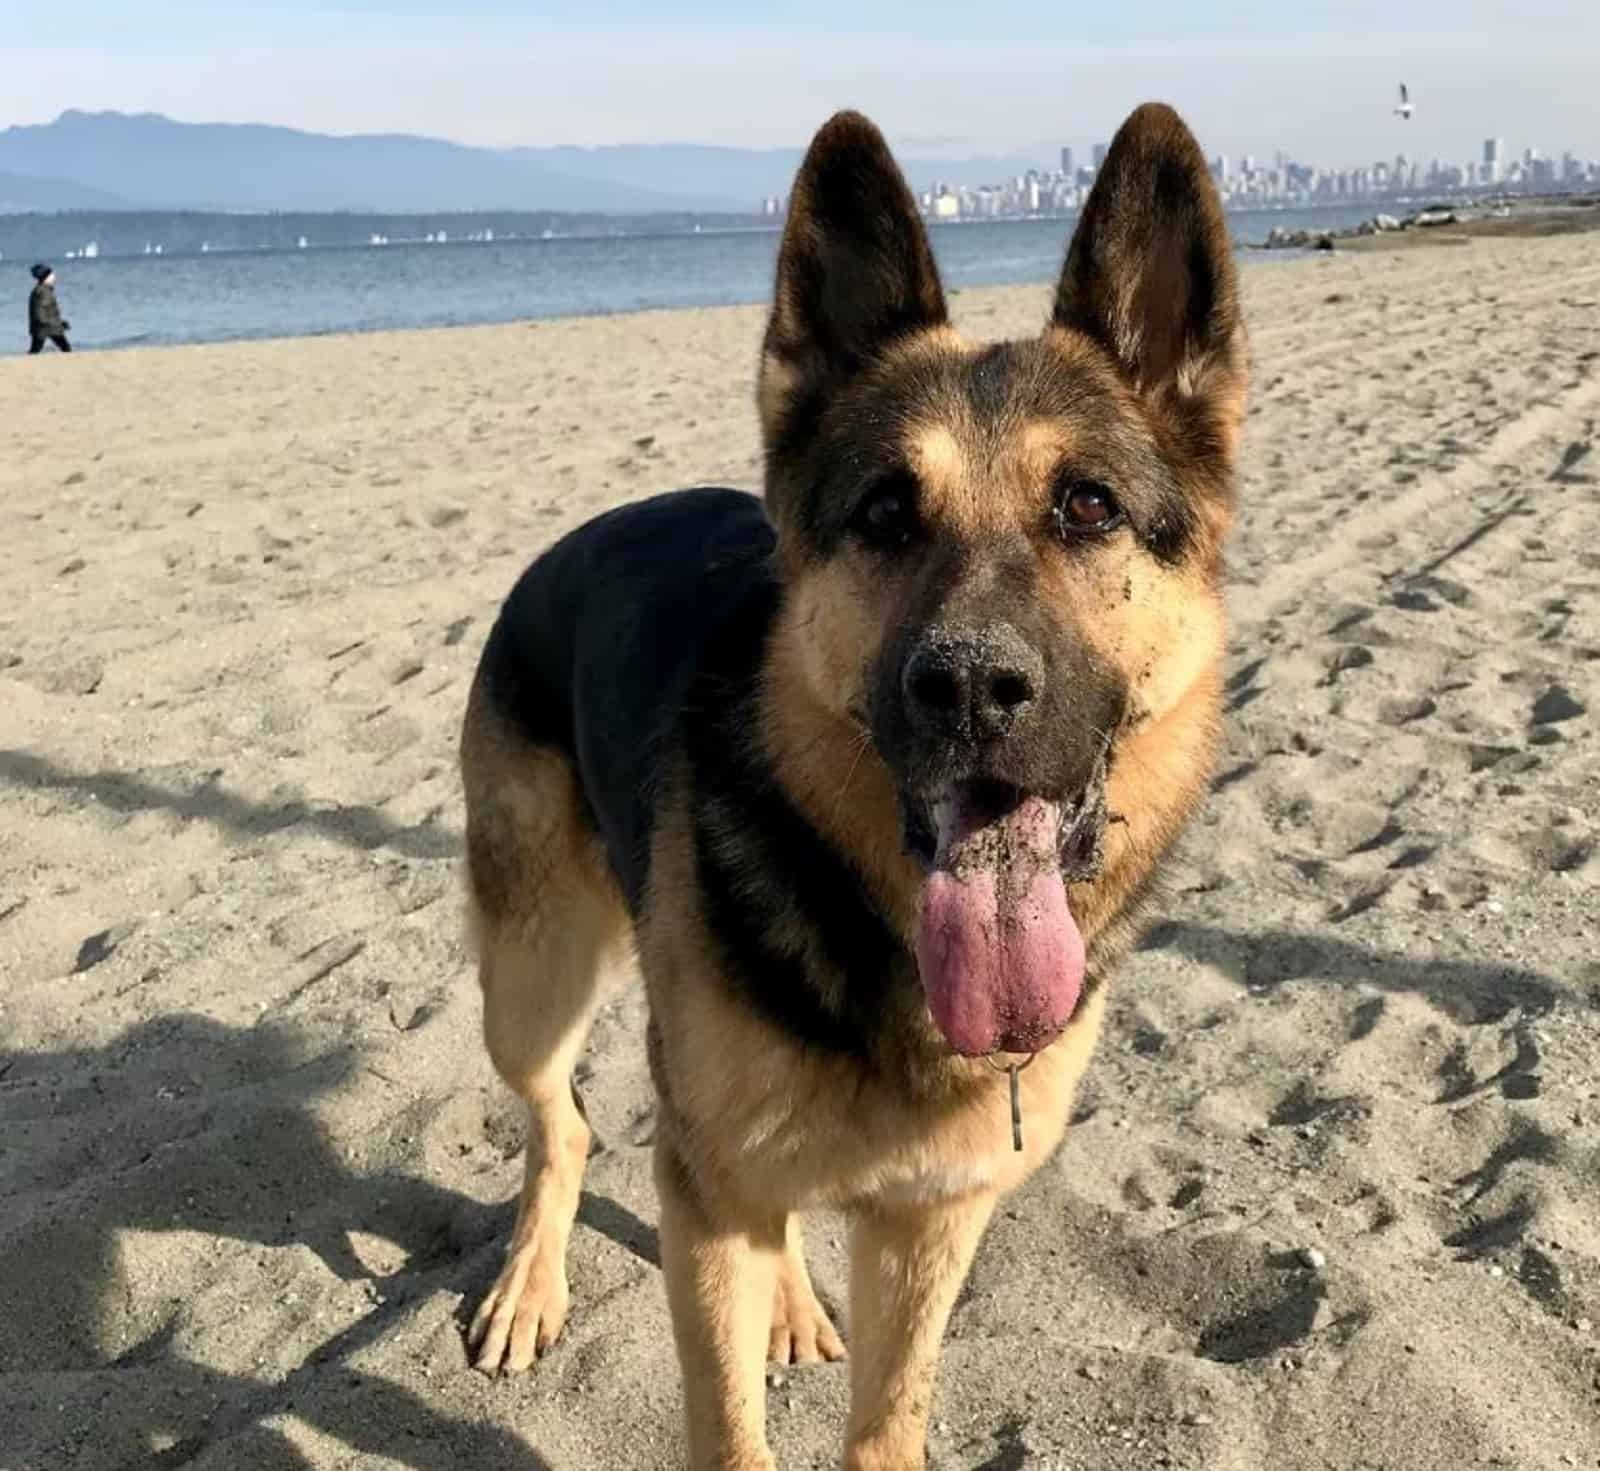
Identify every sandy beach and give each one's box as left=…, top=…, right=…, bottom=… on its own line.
left=2, top=232, right=1597, bottom=1470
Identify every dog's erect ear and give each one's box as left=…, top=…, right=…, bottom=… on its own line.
left=1053, top=103, right=1245, bottom=431
left=760, top=111, right=947, bottom=455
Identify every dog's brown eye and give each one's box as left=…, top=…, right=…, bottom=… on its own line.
left=853, top=473, right=919, bottom=550
left=1056, top=480, right=1122, bottom=535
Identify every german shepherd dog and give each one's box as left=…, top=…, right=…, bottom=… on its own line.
left=460, top=101, right=1246, bottom=1468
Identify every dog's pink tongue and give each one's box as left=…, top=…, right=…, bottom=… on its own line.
left=915, top=794, right=1084, bottom=1057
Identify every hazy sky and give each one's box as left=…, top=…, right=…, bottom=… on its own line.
left=12, top=1, right=1600, bottom=165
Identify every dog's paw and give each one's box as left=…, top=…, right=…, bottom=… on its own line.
left=769, top=1260, right=846, bottom=1364
left=467, top=1241, right=571, bottom=1374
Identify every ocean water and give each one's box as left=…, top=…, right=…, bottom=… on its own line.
left=2, top=206, right=1375, bottom=357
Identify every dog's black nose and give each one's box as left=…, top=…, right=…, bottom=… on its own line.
left=902, top=623, right=1043, bottom=740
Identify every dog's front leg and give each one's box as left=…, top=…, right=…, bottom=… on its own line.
left=657, top=1142, right=784, bottom=1470
left=843, top=1192, right=997, bottom=1471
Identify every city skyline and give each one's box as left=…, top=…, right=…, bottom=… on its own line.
left=909, top=130, right=1599, bottom=222
left=1041, top=132, right=1594, bottom=185
left=9, top=3, right=1600, bottom=163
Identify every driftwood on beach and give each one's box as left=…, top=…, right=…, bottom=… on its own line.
left=1258, top=194, right=1600, bottom=251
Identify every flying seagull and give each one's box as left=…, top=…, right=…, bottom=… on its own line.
left=1394, top=82, right=1414, bottom=120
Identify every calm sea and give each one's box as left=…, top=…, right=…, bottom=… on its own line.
left=2, top=206, right=1374, bottom=357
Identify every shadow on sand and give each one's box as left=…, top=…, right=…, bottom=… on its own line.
left=0, top=1012, right=656, bottom=1470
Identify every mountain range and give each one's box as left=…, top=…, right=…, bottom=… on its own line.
left=0, top=167, right=132, bottom=212
left=0, top=110, right=1048, bottom=215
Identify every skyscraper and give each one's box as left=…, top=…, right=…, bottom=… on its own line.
left=1483, top=137, right=1504, bottom=183
left=1059, top=146, right=1074, bottom=178
left=1091, top=142, right=1109, bottom=171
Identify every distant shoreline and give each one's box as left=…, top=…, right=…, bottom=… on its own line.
left=11, top=196, right=1590, bottom=265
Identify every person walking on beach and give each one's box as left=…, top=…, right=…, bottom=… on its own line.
left=27, top=264, right=72, bottom=354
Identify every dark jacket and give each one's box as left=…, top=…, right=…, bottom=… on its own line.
left=29, top=281, right=65, bottom=337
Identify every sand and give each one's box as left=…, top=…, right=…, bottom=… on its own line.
left=2, top=233, right=1597, bottom=1471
